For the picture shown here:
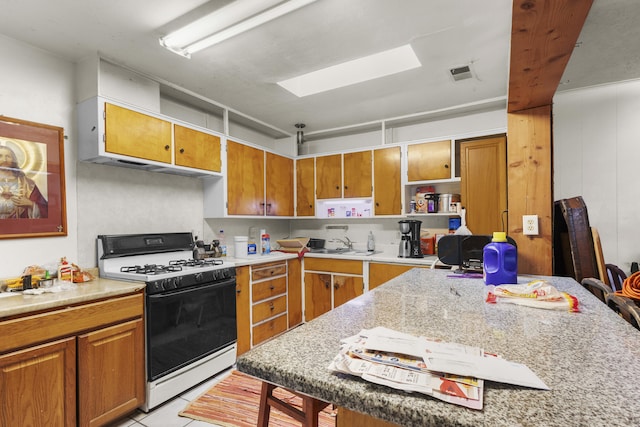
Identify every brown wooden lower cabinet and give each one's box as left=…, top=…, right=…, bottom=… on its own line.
left=0, top=337, right=77, bottom=427
left=78, top=319, right=145, bottom=427
left=369, top=262, right=428, bottom=290
left=0, top=292, right=144, bottom=427
left=337, top=407, right=401, bottom=427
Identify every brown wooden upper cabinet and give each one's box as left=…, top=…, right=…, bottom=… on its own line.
left=174, top=124, right=221, bottom=172
left=296, top=157, right=315, bottom=216
left=316, top=154, right=342, bottom=199
left=316, top=151, right=372, bottom=199
left=265, top=151, right=294, bottom=216
left=407, top=140, right=452, bottom=181
left=373, top=146, right=401, bottom=215
left=227, top=140, right=264, bottom=215
left=104, top=102, right=172, bottom=163
left=460, top=135, right=507, bottom=235
left=343, top=151, right=372, bottom=198
left=226, top=140, right=293, bottom=216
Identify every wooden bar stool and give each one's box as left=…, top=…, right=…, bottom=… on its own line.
left=257, top=381, right=330, bottom=427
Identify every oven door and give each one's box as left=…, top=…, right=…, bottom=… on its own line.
left=146, top=278, right=237, bottom=381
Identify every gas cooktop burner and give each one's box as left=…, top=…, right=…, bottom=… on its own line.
left=169, top=259, right=224, bottom=268
left=120, top=264, right=184, bottom=275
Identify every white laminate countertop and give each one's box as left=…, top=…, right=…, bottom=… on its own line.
left=230, top=250, right=439, bottom=267
left=237, top=268, right=640, bottom=426
left=0, top=276, right=144, bottom=319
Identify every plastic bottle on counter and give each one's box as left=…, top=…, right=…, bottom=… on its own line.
left=261, top=232, right=271, bottom=255
left=218, top=230, right=227, bottom=256
left=367, top=231, right=375, bottom=251
left=483, top=232, right=517, bottom=285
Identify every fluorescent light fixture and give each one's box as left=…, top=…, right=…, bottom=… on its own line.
left=277, top=45, right=422, bottom=97
left=160, top=0, right=318, bottom=58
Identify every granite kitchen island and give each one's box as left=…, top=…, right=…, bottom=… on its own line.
left=236, top=268, right=640, bottom=426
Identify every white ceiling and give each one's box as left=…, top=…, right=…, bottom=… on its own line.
left=0, top=0, right=638, bottom=135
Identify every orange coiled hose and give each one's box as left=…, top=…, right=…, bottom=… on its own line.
left=618, top=271, right=640, bottom=300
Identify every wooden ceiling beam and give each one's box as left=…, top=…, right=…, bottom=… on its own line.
left=508, top=0, right=593, bottom=113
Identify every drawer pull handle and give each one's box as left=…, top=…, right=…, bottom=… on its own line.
left=270, top=285, right=275, bottom=290
left=269, top=303, right=274, bottom=310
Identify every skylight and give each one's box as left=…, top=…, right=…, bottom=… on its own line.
left=277, top=44, right=422, bottom=97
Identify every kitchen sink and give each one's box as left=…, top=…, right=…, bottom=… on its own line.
left=309, top=248, right=379, bottom=256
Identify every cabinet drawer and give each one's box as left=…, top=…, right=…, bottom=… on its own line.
left=304, top=258, right=363, bottom=275
left=252, top=276, right=286, bottom=302
left=252, top=314, right=287, bottom=346
left=252, top=295, right=287, bottom=324
left=0, top=293, right=143, bottom=354
left=252, top=262, right=287, bottom=281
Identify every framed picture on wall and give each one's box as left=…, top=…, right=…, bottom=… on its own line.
left=0, top=116, right=67, bottom=239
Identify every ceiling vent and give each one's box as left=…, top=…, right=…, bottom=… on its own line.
left=449, top=65, right=473, bottom=82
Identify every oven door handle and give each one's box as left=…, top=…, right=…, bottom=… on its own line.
left=147, top=278, right=236, bottom=299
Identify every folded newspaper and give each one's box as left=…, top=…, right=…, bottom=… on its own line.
left=328, top=326, right=549, bottom=410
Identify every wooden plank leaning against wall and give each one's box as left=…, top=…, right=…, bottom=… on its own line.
left=506, top=0, right=593, bottom=275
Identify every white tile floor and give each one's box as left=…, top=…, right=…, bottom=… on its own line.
left=107, top=367, right=234, bottom=427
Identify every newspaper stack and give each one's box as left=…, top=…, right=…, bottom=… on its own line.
left=328, top=327, right=549, bottom=410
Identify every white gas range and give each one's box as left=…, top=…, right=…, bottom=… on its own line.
left=97, top=232, right=237, bottom=412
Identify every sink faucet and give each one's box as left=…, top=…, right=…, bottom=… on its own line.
left=336, top=236, right=353, bottom=249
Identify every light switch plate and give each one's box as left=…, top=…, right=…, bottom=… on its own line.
left=523, top=215, right=539, bottom=236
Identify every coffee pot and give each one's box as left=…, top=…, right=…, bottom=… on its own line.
left=398, top=220, right=423, bottom=258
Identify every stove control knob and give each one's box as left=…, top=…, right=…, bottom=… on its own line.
left=174, top=277, right=183, bottom=288
left=220, top=268, right=229, bottom=279
left=211, top=270, right=219, bottom=281
left=194, top=272, right=203, bottom=282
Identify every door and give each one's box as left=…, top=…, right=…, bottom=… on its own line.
left=460, top=135, right=507, bottom=235
left=266, top=152, right=294, bottom=216
left=0, top=337, right=76, bottom=427
left=304, top=272, right=332, bottom=321
left=316, top=154, right=342, bottom=199
left=407, top=140, right=451, bottom=181
left=296, top=157, right=315, bottom=216
left=343, top=150, right=372, bottom=198
left=174, top=124, right=221, bottom=172
left=145, top=279, right=237, bottom=380
left=235, top=266, right=251, bottom=356
left=333, top=275, right=363, bottom=308
left=287, top=258, right=303, bottom=327
left=227, top=140, right=265, bottom=215
left=374, top=147, right=401, bottom=215
left=78, top=319, right=145, bottom=427
left=104, top=103, right=172, bottom=163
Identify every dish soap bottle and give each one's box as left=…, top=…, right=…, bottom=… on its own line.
left=367, top=231, right=375, bottom=252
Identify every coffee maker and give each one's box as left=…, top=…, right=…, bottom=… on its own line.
left=398, top=220, right=423, bottom=258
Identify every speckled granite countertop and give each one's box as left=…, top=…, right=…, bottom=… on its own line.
left=0, top=273, right=144, bottom=319
left=236, top=268, right=640, bottom=426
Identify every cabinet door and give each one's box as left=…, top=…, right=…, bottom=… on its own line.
left=104, top=103, right=172, bottom=163
left=266, top=152, right=294, bottom=216
left=296, top=157, right=315, bottom=216
left=407, top=140, right=451, bottom=181
left=333, top=275, right=363, bottom=308
left=369, top=263, right=425, bottom=289
left=374, top=147, right=401, bottom=215
left=77, top=318, right=145, bottom=427
left=0, top=337, right=76, bottom=427
left=304, top=272, right=332, bottom=321
left=460, top=135, right=507, bottom=235
left=235, top=266, right=251, bottom=356
left=174, top=124, right=221, bottom=172
left=316, top=154, right=342, bottom=199
left=287, top=258, right=303, bottom=328
left=227, top=140, right=265, bottom=215
left=343, top=151, right=372, bottom=198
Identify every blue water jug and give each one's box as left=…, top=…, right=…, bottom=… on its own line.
left=483, top=232, right=518, bottom=285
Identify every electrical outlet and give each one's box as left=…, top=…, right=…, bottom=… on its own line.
left=523, top=215, right=539, bottom=236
